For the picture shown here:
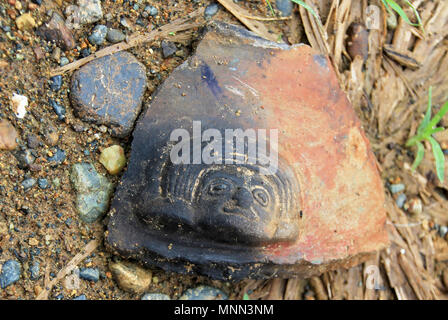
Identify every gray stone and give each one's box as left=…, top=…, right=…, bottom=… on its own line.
left=396, top=193, right=406, bottom=208
left=145, top=5, right=158, bottom=17
left=29, top=261, right=40, bottom=280
left=72, top=0, right=103, bottom=25
left=37, top=178, right=49, bottom=189
left=179, top=286, right=228, bottom=300
left=389, top=183, right=405, bottom=194
left=141, top=293, right=171, bottom=300
left=79, top=268, right=100, bottom=282
left=60, top=57, right=70, bottom=66
left=22, top=178, right=36, bottom=191
left=204, top=3, right=219, bottom=18
left=0, top=260, right=21, bottom=289
left=73, top=294, right=87, bottom=300
left=70, top=52, right=147, bottom=138
left=276, top=0, right=293, bottom=16
left=106, top=28, right=125, bottom=43
left=71, top=163, right=113, bottom=223
left=161, top=40, right=177, bottom=58
left=88, top=25, right=107, bottom=45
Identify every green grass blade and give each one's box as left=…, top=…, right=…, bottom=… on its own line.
left=429, top=127, right=445, bottom=136
left=418, top=86, right=432, bottom=134
left=384, top=0, right=420, bottom=27
left=428, top=100, right=448, bottom=131
left=411, top=141, right=425, bottom=171
left=428, top=136, right=445, bottom=183
left=403, top=0, right=424, bottom=31
left=291, top=0, right=322, bottom=26
left=265, top=0, right=275, bottom=16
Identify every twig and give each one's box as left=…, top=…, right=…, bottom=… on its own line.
left=50, top=8, right=205, bottom=76
left=36, top=239, right=99, bottom=300
left=240, top=14, right=291, bottom=21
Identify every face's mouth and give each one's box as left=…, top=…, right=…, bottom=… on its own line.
left=222, top=204, right=257, bottom=220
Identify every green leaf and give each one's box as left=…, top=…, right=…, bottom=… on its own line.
left=243, top=293, right=250, bottom=300
left=428, top=100, right=448, bottom=132
left=411, top=141, right=425, bottom=171
left=418, top=86, right=432, bottom=134
left=429, top=127, right=445, bottom=136
left=291, top=0, right=322, bottom=26
left=428, top=136, right=445, bottom=183
left=383, top=0, right=420, bottom=27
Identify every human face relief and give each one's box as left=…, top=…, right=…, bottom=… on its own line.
left=194, top=165, right=284, bottom=245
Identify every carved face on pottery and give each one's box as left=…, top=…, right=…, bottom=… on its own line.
left=138, top=159, right=300, bottom=246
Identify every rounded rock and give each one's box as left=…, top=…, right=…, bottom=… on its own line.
left=79, top=268, right=100, bottom=282
left=109, top=261, right=152, bottom=294
left=0, top=260, right=22, bottom=289
left=204, top=3, right=219, bottom=18
left=179, top=286, right=228, bottom=300
left=106, top=28, right=125, bottom=43
left=141, top=293, right=170, bottom=300
left=88, top=24, right=108, bottom=46
left=276, top=0, right=293, bottom=16
left=0, top=120, right=18, bottom=150
left=99, top=145, right=126, bottom=175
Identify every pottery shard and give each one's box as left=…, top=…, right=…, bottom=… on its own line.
left=70, top=52, right=147, bottom=138
left=0, top=120, right=18, bottom=150
left=37, top=12, right=75, bottom=51
left=105, top=21, right=388, bottom=280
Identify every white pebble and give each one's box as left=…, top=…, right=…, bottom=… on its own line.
left=11, top=93, right=28, bottom=119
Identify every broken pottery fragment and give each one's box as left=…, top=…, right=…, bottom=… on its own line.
left=106, top=22, right=388, bottom=280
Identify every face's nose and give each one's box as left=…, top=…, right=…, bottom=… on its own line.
left=232, top=187, right=253, bottom=209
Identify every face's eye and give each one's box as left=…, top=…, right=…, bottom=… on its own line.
left=252, top=188, right=269, bottom=207
left=208, top=180, right=232, bottom=196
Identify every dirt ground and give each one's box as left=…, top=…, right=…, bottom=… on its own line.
left=0, top=0, right=448, bottom=300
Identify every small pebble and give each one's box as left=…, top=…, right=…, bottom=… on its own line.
left=396, top=193, right=407, bottom=208
left=179, top=285, right=228, bottom=300
left=22, top=178, right=37, bottom=191
left=106, top=28, right=125, bottom=43
left=276, top=0, right=293, bottom=16
left=47, top=148, right=66, bottom=164
left=204, top=3, right=219, bottom=18
left=29, top=261, right=40, bottom=280
left=389, top=183, right=405, bottom=194
left=16, top=13, right=36, bottom=31
left=0, top=260, right=22, bottom=289
left=79, top=268, right=100, bottom=282
left=0, top=120, right=18, bottom=150
left=80, top=48, right=91, bottom=58
left=439, top=226, right=448, bottom=238
left=99, top=145, right=126, bottom=175
left=60, top=57, right=70, bottom=66
left=11, top=93, right=28, bottom=119
left=88, top=24, right=107, bottom=45
left=70, top=162, right=113, bottom=223
left=141, top=293, right=171, bottom=300
left=49, top=75, right=62, bottom=91
left=49, top=99, right=66, bottom=121
left=145, top=5, right=158, bottom=16
left=161, top=40, right=177, bottom=58
left=37, top=178, right=49, bottom=189
left=109, top=261, right=152, bottom=294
